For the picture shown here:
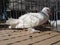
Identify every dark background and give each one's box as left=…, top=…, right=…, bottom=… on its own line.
left=0, top=0, right=60, bottom=21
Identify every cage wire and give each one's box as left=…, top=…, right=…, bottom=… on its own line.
left=55, top=0, right=59, bottom=31
left=0, top=0, right=60, bottom=31
left=55, top=0, right=58, bottom=30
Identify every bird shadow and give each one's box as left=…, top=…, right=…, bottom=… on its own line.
left=34, top=21, right=51, bottom=32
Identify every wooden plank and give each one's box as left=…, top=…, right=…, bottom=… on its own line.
left=0, top=31, right=51, bottom=45
left=11, top=31, right=59, bottom=45
left=0, top=30, right=60, bottom=45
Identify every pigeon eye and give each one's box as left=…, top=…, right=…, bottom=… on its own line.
left=47, top=9, right=49, bottom=11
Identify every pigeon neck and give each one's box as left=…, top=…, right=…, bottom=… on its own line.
left=40, top=12, right=46, bottom=16
left=40, top=11, right=49, bottom=17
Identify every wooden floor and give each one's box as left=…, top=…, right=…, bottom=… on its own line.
left=0, top=29, right=60, bottom=45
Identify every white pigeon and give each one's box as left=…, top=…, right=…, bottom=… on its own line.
left=6, top=7, right=51, bottom=33
left=49, top=20, right=60, bottom=31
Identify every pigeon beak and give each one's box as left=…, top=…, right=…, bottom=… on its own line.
left=48, top=10, right=52, bottom=16
left=49, top=12, right=52, bottom=16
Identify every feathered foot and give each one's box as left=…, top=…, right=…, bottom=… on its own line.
left=27, top=28, right=40, bottom=33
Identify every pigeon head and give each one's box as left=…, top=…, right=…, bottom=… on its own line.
left=41, top=7, right=52, bottom=16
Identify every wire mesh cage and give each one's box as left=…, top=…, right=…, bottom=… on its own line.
left=0, top=0, right=60, bottom=31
